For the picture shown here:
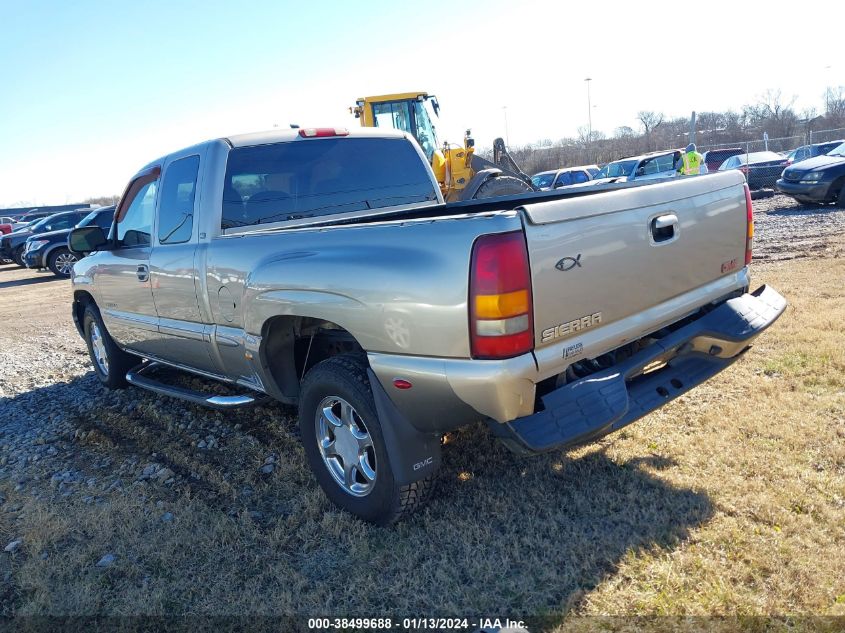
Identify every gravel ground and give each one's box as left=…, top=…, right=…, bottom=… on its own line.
left=752, top=194, right=845, bottom=261
left=0, top=193, right=843, bottom=617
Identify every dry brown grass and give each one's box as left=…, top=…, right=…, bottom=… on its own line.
left=1, top=254, right=844, bottom=627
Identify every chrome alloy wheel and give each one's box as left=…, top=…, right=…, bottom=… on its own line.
left=55, top=252, right=78, bottom=276
left=315, top=396, right=377, bottom=497
left=90, top=322, right=109, bottom=376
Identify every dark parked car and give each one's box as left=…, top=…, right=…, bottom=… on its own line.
left=702, top=147, right=744, bottom=173
left=23, top=206, right=115, bottom=277
left=785, top=140, right=844, bottom=166
left=0, top=209, right=91, bottom=267
left=776, top=142, right=845, bottom=206
left=718, top=151, right=788, bottom=190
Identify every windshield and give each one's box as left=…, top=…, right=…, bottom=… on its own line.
left=827, top=142, right=845, bottom=157
left=595, top=160, right=637, bottom=179
left=78, top=210, right=99, bottom=227
left=531, top=173, right=555, bottom=188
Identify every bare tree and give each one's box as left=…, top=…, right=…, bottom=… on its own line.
left=823, top=86, right=845, bottom=125
left=638, top=111, right=664, bottom=150
left=85, top=195, right=120, bottom=206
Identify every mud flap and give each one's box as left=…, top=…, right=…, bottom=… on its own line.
left=367, top=369, right=442, bottom=485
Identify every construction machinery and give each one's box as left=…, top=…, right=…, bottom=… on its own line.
left=350, top=92, right=536, bottom=201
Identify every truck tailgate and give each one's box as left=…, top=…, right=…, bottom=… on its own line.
left=520, top=171, right=749, bottom=350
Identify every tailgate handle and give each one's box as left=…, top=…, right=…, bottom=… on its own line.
left=651, top=214, right=678, bottom=243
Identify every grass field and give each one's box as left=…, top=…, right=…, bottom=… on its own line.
left=1, top=252, right=844, bottom=630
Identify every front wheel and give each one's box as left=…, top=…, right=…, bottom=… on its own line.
left=472, top=175, right=534, bottom=199
left=12, top=246, right=25, bottom=268
left=83, top=303, right=139, bottom=388
left=298, top=354, right=434, bottom=524
left=48, top=247, right=78, bottom=277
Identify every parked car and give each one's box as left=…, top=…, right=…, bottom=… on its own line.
left=0, top=223, right=12, bottom=235
left=0, top=209, right=91, bottom=267
left=776, top=142, right=845, bottom=206
left=23, top=206, right=115, bottom=277
left=68, top=127, right=784, bottom=524
left=718, top=151, right=788, bottom=190
left=702, top=148, right=744, bottom=173
left=784, top=140, right=844, bottom=166
left=578, top=150, right=683, bottom=187
left=531, top=166, right=594, bottom=190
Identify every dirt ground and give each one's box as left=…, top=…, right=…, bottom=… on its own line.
left=0, top=195, right=843, bottom=629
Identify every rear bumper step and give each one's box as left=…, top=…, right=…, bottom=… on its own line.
left=126, top=362, right=266, bottom=409
left=489, top=284, right=787, bottom=454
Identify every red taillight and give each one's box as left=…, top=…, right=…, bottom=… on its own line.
left=298, top=127, right=349, bottom=138
left=469, top=231, right=533, bottom=359
left=744, top=183, right=754, bottom=265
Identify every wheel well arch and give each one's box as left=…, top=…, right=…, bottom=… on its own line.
left=259, top=315, right=365, bottom=402
left=831, top=173, right=845, bottom=200
left=72, top=290, right=96, bottom=336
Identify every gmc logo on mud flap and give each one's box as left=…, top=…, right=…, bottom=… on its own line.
left=413, top=456, right=433, bottom=471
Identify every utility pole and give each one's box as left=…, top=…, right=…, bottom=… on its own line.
left=502, top=106, right=509, bottom=146
left=585, top=78, right=592, bottom=145
left=689, top=111, right=696, bottom=146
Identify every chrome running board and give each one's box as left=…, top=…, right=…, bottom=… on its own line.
left=126, top=361, right=266, bottom=409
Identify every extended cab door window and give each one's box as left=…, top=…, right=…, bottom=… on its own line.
left=158, top=155, right=199, bottom=244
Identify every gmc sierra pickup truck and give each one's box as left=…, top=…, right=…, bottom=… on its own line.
left=69, top=127, right=786, bottom=524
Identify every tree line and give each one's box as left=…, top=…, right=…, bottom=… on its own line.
left=500, top=86, right=845, bottom=175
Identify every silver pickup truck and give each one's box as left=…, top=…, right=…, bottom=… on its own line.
left=69, top=127, right=786, bottom=524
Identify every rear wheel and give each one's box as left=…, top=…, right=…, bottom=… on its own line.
left=298, top=354, right=434, bottom=524
left=48, top=247, right=78, bottom=277
left=473, top=175, right=534, bottom=199
left=83, top=303, right=139, bottom=388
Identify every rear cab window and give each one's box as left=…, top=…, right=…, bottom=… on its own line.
left=221, top=137, right=438, bottom=231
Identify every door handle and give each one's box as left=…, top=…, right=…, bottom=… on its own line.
left=653, top=214, right=678, bottom=229
left=136, top=264, right=149, bottom=282
left=651, top=214, right=678, bottom=243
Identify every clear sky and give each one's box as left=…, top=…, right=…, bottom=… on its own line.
left=1, top=0, right=841, bottom=206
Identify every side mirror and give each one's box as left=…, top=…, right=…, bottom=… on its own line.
left=69, top=226, right=108, bottom=255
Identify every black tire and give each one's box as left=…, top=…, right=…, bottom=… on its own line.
left=298, top=354, right=434, bottom=525
left=472, top=175, right=534, bottom=199
left=82, top=303, right=139, bottom=389
left=12, top=246, right=25, bottom=268
left=47, top=247, right=78, bottom=277
left=837, top=184, right=845, bottom=208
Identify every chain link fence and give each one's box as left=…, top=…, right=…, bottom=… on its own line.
left=511, top=126, right=845, bottom=192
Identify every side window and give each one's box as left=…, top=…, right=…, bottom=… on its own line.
left=95, top=212, right=114, bottom=230
left=117, top=181, right=157, bottom=247
left=554, top=172, right=572, bottom=187
left=572, top=170, right=589, bottom=184
left=158, top=155, right=199, bottom=244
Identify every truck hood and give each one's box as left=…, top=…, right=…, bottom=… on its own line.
left=30, top=228, right=72, bottom=240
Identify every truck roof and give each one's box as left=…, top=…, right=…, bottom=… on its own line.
left=135, top=128, right=413, bottom=177
left=225, top=127, right=408, bottom=148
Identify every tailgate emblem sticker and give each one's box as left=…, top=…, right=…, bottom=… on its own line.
left=555, top=254, right=582, bottom=271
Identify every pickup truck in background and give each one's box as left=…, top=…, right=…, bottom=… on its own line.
left=69, top=127, right=786, bottom=524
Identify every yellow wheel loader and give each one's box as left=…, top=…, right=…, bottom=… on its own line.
left=350, top=92, right=536, bottom=201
